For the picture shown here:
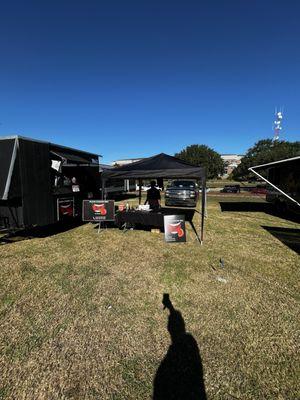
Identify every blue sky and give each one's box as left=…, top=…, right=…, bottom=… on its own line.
left=0, top=0, right=299, bottom=163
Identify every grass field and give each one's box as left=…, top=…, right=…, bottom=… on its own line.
left=0, top=195, right=299, bottom=399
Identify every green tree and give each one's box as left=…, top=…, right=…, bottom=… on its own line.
left=175, top=144, right=225, bottom=179
left=232, top=139, right=300, bottom=181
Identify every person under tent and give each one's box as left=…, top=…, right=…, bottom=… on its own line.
left=144, top=180, right=161, bottom=210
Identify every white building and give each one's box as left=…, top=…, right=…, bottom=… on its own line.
left=221, top=154, right=244, bottom=177
left=111, top=158, right=143, bottom=166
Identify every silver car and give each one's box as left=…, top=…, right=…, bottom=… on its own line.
left=165, top=180, right=198, bottom=207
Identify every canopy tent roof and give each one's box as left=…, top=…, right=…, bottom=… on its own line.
left=102, top=153, right=205, bottom=180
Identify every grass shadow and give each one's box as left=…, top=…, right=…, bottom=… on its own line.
left=0, top=220, right=87, bottom=244
left=262, top=226, right=300, bottom=255
left=153, top=294, right=207, bottom=400
left=219, top=201, right=300, bottom=224
left=219, top=201, right=270, bottom=213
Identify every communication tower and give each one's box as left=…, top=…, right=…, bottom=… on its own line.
left=273, top=108, right=283, bottom=141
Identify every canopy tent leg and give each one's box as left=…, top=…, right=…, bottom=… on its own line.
left=205, top=187, right=208, bottom=217
left=101, top=178, right=106, bottom=200
left=200, top=176, right=206, bottom=244
left=138, top=179, right=142, bottom=205
left=190, top=220, right=201, bottom=243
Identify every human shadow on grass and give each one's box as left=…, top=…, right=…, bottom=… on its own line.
left=153, top=294, right=207, bottom=400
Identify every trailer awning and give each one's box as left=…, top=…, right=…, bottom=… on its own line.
left=249, top=156, right=300, bottom=171
left=249, top=156, right=300, bottom=207
left=50, top=150, right=98, bottom=164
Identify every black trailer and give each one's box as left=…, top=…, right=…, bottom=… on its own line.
left=249, top=156, right=300, bottom=215
left=0, top=136, right=101, bottom=231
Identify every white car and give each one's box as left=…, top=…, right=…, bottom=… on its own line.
left=136, top=184, right=162, bottom=191
left=199, top=187, right=211, bottom=193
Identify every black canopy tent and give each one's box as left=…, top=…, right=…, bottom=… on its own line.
left=102, top=153, right=206, bottom=243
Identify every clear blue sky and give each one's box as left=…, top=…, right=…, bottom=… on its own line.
left=1, top=1, right=299, bottom=163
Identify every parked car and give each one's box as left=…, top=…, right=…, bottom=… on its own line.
left=251, top=185, right=267, bottom=195
left=220, top=185, right=240, bottom=193
left=165, top=180, right=198, bottom=207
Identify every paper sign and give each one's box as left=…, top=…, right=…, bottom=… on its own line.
left=164, top=215, right=186, bottom=243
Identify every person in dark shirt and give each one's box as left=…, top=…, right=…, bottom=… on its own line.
left=145, top=180, right=161, bottom=210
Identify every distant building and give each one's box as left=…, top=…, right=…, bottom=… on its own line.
left=111, top=158, right=143, bottom=166
left=221, top=154, right=244, bottom=177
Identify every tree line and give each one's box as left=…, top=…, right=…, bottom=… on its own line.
left=175, top=139, right=300, bottom=181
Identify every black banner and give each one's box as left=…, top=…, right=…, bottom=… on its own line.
left=82, top=200, right=115, bottom=222
left=57, top=198, right=75, bottom=221
left=164, top=215, right=186, bottom=242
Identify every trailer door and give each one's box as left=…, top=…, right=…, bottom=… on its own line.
left=0, top=138, right=18, bottom=200
left=18, top=138, right=55, bottom=227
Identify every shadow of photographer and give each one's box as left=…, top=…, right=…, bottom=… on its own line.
left=153, top=294, right=207, bottom=400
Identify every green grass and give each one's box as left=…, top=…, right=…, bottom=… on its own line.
left=0, top=195, right=299, bottom=399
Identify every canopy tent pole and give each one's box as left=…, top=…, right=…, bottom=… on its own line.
left=200, top=176, right=206, bottom=244
left=205, top=186, right=208, bottom=217
left=101, top=178, right=106, bottom=200
left=138, top=179, right=142, bottom=205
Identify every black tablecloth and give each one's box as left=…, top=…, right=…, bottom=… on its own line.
left=115, top=208, right=195, bottom=229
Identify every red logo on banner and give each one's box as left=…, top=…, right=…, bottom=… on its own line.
left=167, top=222, right=184, bottom=238
left=59, top=203, right=73, bottom=216
left=92, top=203, right=107, bottom=215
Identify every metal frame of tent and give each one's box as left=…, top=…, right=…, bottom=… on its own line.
left=101, top=153, right=207, bottom=244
